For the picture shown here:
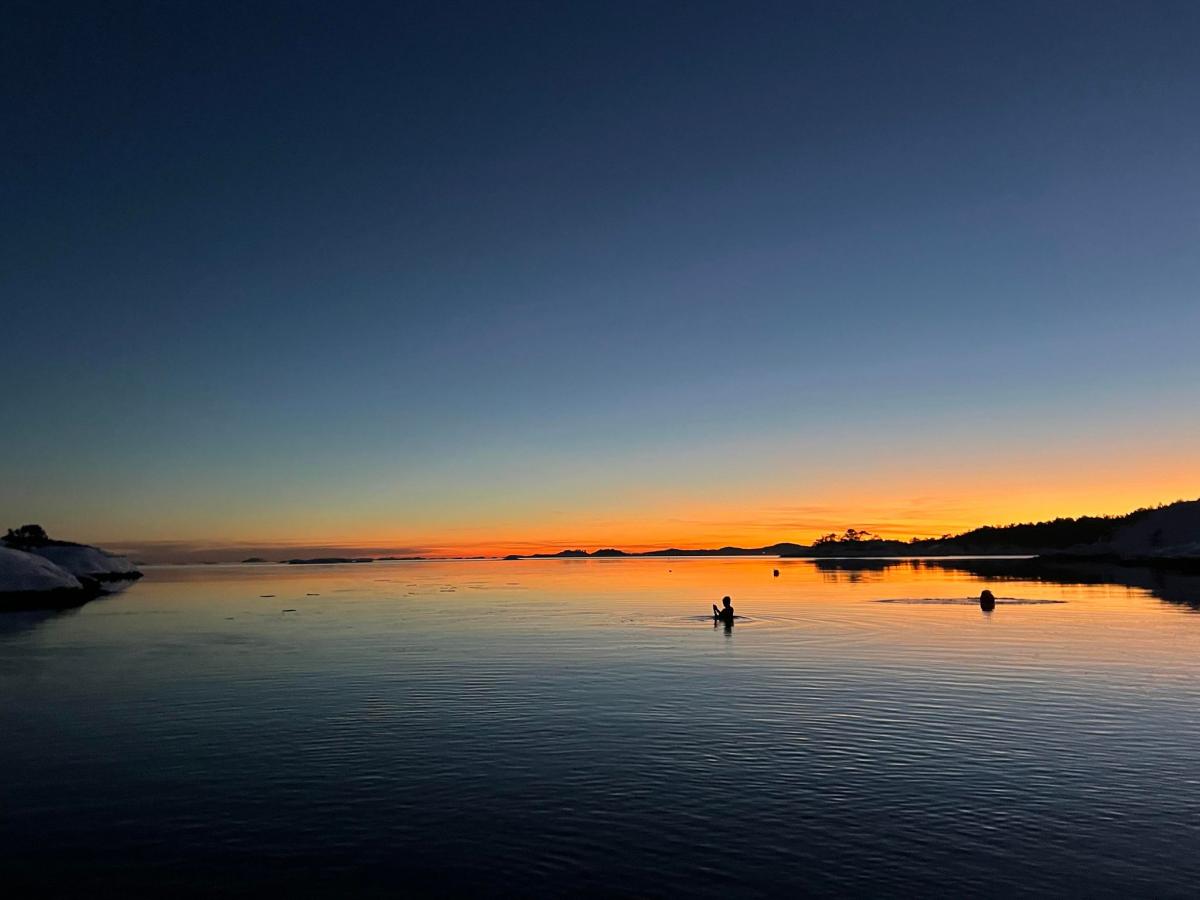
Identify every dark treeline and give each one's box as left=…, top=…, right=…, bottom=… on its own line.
left=808, top=506, right=1165, bottom=554
left=932, top=508, right=1158, bottom=552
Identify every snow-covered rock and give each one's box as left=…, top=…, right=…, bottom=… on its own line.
left=0, top=547, right=82, bottom=591
left=1, top=526, right=143, bottom=610
left=27, top=544, right=140, bottom=581
left=0, top=547, right=87, bottom=608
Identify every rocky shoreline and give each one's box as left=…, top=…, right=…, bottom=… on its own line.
left=0, top=525, right=142, bottom=612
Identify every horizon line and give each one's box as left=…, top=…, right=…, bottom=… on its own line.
left=83, top=496, right=1196, bottom=564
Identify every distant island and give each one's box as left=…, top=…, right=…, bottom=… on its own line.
left=502, top=499, right=1200, bottom=567
left=285, top=557, right=375, bottom=565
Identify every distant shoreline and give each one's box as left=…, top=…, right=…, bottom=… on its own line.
left=121, top=497, right=1200, bottom=567
left=142, top=551, right=1200, bottom=574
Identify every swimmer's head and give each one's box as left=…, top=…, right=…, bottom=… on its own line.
left=722, top=596, right=732, bottom=607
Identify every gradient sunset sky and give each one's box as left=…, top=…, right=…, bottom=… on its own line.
left=5, top=2, right=1199, bottom=560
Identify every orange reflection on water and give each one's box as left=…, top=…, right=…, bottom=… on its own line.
left=86, top=556, right=1199, bottom=678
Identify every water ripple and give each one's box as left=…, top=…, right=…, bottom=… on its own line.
left=1, top=558, right=1198, bottom=896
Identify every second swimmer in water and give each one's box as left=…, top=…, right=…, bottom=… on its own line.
left=713, top=595, right=734, bottom=625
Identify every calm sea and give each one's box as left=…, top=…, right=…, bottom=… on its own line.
left=2, top=557, right=1199, bottom=896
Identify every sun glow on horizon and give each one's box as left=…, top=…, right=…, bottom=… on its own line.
left=92, top=480, right=1199, bottom=563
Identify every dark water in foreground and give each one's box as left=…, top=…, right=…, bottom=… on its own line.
left=3, top=557, right=1200, bottom=897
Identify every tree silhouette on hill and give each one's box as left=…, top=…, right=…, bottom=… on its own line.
left=3, top=524, right=50, bottom=548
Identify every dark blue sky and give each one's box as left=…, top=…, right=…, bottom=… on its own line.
left=4, top=1, right=1199, bottom=552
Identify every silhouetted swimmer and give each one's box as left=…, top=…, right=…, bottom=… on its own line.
left=773, top=569, right=780, bottom=577
left=979, top=589, right=996, bottom=612
left=713, top=595, right=734, bottom=625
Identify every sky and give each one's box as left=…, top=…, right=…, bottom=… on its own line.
left=3, top=1, right=1199, bottom=560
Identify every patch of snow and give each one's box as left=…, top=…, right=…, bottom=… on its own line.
left=0, top=547, right=83, bottom=593
left=27, top=544, right=139, bottom=579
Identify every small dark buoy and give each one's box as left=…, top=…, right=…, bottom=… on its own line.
left=773, top=569, right=780, bottom=577
left=979, top=589, right=996, bottom=612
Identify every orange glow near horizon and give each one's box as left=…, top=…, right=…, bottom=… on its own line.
left=96, top=470, right=1199, bottom=562
left=24, top=373, right=1197, bottom=564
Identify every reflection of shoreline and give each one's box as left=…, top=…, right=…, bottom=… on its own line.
left=0, top=606, right=82, bottom=638
left=0, top=579, right=137, bottom=636
left=877, top=597, right=1066, bottom=605
left=810, top=556, right=1200, bottom=609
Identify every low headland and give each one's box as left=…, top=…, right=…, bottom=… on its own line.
left=0, top=525, right=142, bottom=611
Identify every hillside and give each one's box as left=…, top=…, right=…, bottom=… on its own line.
left=1107, top=499, right=1200, bottom=560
